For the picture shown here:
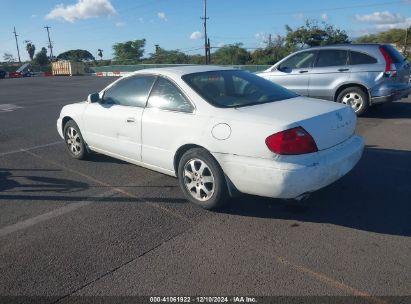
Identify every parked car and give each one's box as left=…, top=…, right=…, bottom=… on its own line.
left=57, top=66, right=364, bottom=209
left=257, top=44, right=411, bottom=115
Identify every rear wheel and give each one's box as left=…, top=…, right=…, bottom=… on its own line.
left=337, top=87, right=368, bottom=116
left=63, top=120, right=88, bottom=160
left=177, top=148, right=228, bottom=210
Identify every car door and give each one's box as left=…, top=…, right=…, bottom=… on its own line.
left=82, top=75, right=156, bottom=161
left=308, top=49, right=350, bottom=100
left=141, top=77, right=197, bottom=172
left=266, top=50, right=317, bottom=96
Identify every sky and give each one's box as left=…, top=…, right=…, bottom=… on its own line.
left=1, top=0, right=411, bottom=61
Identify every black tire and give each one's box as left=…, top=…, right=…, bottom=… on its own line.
left=177, top=148, right=228, bottom=210
left=63, top=120, right=88, bottom=160
left=336, top=87, right=369, bottom=116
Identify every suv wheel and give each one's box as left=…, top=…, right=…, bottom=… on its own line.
left=337, top=87, right=368, bottom=116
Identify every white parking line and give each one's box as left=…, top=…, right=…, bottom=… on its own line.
left=0, top=104, right=23, bottom=113
left=0, top=141, right=63, bottom=157
left=0, top=189, right=116, bottom=238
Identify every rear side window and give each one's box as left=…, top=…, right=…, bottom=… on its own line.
left=103, top=76, right=156, bottom=107
left=381, top=45, right=405, bottom=63
left=316, top=50, right=348, bottom=67
left=147, top=77, right=194, bottom=113
left=350, top=51, right=377, bottom=65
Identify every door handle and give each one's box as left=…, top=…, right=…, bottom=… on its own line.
left=338, top=68, right=349, bottom=72
left=299, top=70, right=308, bottom=73
left=126, top=117, right=135, bottom=123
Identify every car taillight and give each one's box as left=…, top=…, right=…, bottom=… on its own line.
left=379, top=46, right=397, bottom=77
left=265, top=127, right=318, bottom=155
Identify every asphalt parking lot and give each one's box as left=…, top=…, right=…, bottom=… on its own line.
left=0, top=76, right=410, bottom=303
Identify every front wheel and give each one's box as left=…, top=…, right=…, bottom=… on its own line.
left=63, top=120, right=88, bottom=160
left=177, top=148, right=228, bottom=210
left=337, top=87, right=369, bottom=116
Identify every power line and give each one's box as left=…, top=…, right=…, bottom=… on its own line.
left=13, top=26, right=21, bottom=63
left=210, top=0, right=404, bottom=18
left=44, top=26, right=54, bottom=59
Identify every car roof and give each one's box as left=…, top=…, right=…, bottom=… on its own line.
left=128, top=65, right=236, bottom=78
left=298, top=43, right=389, bottom=52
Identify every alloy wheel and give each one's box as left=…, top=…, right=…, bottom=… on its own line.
left=183, top=158, right=215, bottom=201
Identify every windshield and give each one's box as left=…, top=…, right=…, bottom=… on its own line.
left=182, top=70, right=298, bottom=108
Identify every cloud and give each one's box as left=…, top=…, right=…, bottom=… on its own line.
left=46, top=0, right=116, bottom=23
left=190, top=31, right=204, bottom=40
left=354, top=11, right=411, bottom=30
left=157, top=12, right=167, bottom=21
left=138, top=17, right=144, bottom=23
left=115, top=21, right=125, bottom=27
left=321, top=13, right=328, bottom=21
left=354, top=11, right=404, bottom=24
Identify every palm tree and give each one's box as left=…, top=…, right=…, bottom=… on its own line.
left=97, top=49, right=103, bottom=61
left=25, top=42, right=36, bottom=61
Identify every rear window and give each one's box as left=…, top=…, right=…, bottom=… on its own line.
left=350, top=51, right=377, bottom=65
left=381, top=45, right=405, bottom=63
left=182, top=70, right=297, bottom=108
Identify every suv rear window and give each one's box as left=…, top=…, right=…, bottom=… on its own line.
left=350, top=51, right=377, bottom=65
left=381, top=45, right=405, bottom=63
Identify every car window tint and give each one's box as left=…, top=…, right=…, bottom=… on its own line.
left=280, top=51, right=316, bottom=69
left=316, top=50, right=348, bottom=67
left=147, top=78, right=194, bottom=113
left=350, top=51, right=377, bottom=65
left=102, top=75, right=156, bottom=107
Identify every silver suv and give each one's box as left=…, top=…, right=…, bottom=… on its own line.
left=257, top=44, right=411, bottom=115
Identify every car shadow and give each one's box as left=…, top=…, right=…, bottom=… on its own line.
left=0, top=167, right=185, bottom=204
left=220, top=146, right=411, bottom=237
left=364, top=100, right=411, bottom=119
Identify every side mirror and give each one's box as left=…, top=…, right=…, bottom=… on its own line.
left=87, top=93, right=100, bottom=103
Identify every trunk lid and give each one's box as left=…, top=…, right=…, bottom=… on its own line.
left=234, top=97, right=356, bottom=151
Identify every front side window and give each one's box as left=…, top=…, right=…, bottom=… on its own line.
left=316, top=50, right=348, bottom=67
left=182, top=70, right=298, bottom=108
left=102, top=75, right=156, bottom=107
left=279, top=51, right=317, bottom=70
left=147, top=78, right=194, bottom=113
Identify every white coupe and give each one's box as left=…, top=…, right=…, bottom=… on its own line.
left=57, top=66, right=364, bottom=209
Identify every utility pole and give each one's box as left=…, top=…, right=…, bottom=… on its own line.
left=201, top=0, right=209, bottom=64
left=13, top=27, right=21, bottom=63
left=44, top=26, right=54, bottom=59
left=207, top=38, right=211, bottom=64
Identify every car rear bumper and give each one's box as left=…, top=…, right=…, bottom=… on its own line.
left=371, top=83, right=411, bottom=104
left=212, top=135, right=364, bottom=199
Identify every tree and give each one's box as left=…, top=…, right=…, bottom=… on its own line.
left=285, top=20, right=350, bottom=48
left=97, top=49, right=103, bottom=61
left=146, top=46, right=188, bottom=64
left=112, top=39, right=146, bottom=63
left=57, top=49, right=95, bottom=62
left=34, top=47, right=49, bottom=66
left=250, top=35, right=294, bottom=65
left=3, top=53, right=16, bottom=63
left=212, top=43, right=251, bottom=65
left=26, top=43, right=36, bottom=61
